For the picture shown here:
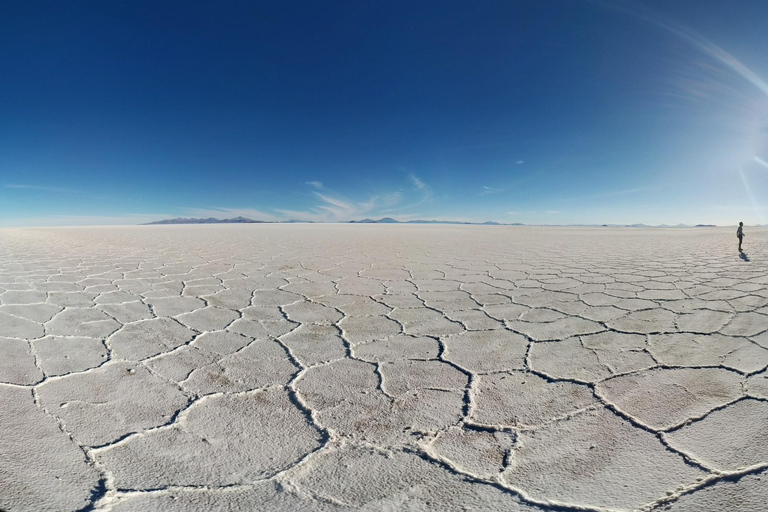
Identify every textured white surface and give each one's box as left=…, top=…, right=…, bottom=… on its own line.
left=0, top=225, right=766, bottom=511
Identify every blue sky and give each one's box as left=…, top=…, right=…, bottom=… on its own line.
left=1, top=0, right=767, bottom=226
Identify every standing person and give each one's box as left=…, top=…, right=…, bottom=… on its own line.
left=737, top=222, right=745, bottom=252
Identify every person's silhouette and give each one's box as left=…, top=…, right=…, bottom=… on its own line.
left=737, top=222, right=744, bottom=252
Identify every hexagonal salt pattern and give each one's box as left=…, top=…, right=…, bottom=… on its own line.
left=0, top=224, right=766, bottom=511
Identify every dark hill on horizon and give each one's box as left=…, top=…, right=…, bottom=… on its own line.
left=144, top=217, right=266, bottom=225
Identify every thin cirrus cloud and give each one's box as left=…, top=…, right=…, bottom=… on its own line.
left=5, top=184, right=78, bottom=194
left=276, top=192, right=382, bottom=222
left=613, top=2, right=768, bottom=99
left=279, top=179, right=419, bottom=221
left=409, top=175, right=427, bottom=190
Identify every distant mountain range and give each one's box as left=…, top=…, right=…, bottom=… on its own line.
left=144, top=217, right=724, bottom=228
left=144, top=217, right=266, bottom=225
left=350, top=217, right=524, bottom=225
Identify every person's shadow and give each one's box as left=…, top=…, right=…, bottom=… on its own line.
left=740, top=251, right=750, bottom=262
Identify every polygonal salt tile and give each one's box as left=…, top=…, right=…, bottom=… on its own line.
left=201, top=288, right=253, bottom=309
left=108, top=481, right=337, bottom=512
left=381, top=360, right=468, bottom=396
left=597, top=368, right=743, bottom=430
left=354, top=335, right=439, bottom=362
left=182, top=339, right=297, bottom=394
left=410, top=279, right=463, bottom=292
left=282, top=301, right=343, bottom=324
left=444, top=309, right=504, bottom=330
left=729, top=295, right=768, bottom=312
left=282, top=281, right=338, bottom=298
left=1, top=386, right=101, bottom=512
left=336, top=277, right=386, bottom=295
left=581, top=331, right=646, bottom=351
left=94, top=290, right=139, bottom=305
left=225, top=318, right=273, bottom=339
left=0, top=290, right=48, bottom=304
left=32, top=336, right=108, bottom=376
left=506, top=316, right=603, bottom=341
left=36, top=362, right=189, bottom=446
left=721, top=312, right=768, bottom=337
left=0, top=303, right=62, bottom=323
left=636, top=289, right=687, bottom=300
left=518, top=308, right=567, bottom=322
left=280, top=324, right=347, bottom=366
left=332, top=297, right=393, bottom=316
left=46, top=308, right=121, bottom=338
left=375, top=294, right=424, bottom=309
left=338, top=315, right=401, bottom=344
left=746, top=371, right=768, bottom=399
left=98, top=301, right=153, bottom=323
left=429, top=426, right=516, bottom=478
left=530, top=337, right=611, bottom=382
left=144, top=296, right=205, bottom=317
left=502, top=408, right=704, bottom=510
left=388, top=308, right=465, bottom=337
left=580, top=293, right=621, bottom=307
left=443, top=330, right=527, bottom=372
left=751, top=330, right=768, bottom=349
left=192, top=330, right=252, bottom=356
left=648, top=333, right=768, bottom=373
left=471, top=293, right=513, bottom=306
left=99, top=389, right=324, bottom=487
left=109, top=318, right=195, bottom=361
left=482, top=303, right=529, bottom=321
left=472, top=372, right=596, bottom=427
left=175, top=306, right=239, bottom=331
left=47, top=291, right=98, bottom=307
left=0, top=337, right=43, bottom=384
left=385, top=280, right=419, bottom=294
left=0, top=311, right=45, bottom=339
left=675, top=310, right=732, bottom=333
left=607, top=308, right=678, bottom=334
left=144, top=346, right=220, bottom=382
left=614, top=298, right=658, bottom=311
left=297, top=359, right=379, bottom=410
left=222, top=276, right=288, bottom=291
left=250, top=289, right=303, bottom=306
left=721, top=342, right=768, bottom=374
left=240, top=305, right=285, bottom=321
left=665, top=398, right=768, bottom=471
left=657, top=472, right=768, bottom=512
left=561, top=303, right=627, bottom=322
left=294, top=445, right=538, bottom=511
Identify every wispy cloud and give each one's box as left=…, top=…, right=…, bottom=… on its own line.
left=277, top=192, right=386, bottom=222
left=5, top=184, right=78, bottom=194
left=479, top=185, right=504, bottom=196
left=381, top=175, right=433, bottom=213
left=755, top=156, right=768, bottom=169
left=305, top=181, right=324, bottom=189
left=409, top=175, right=427, bottom=190
left=516, top=160, right=524, bottom=165
left=612, top=2, right=768, bottom=99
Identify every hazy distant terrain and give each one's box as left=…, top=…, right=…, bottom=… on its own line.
left=1, top=225, right=766, bottom=511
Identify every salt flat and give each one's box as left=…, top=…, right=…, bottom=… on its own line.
left=1, top=225, right=766, bottom=512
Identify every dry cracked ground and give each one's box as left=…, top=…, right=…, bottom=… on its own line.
left=1, top=225, right=767, bottom=512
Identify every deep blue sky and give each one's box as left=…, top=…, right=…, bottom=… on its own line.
left=2, top=0, right=767, bottom=226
